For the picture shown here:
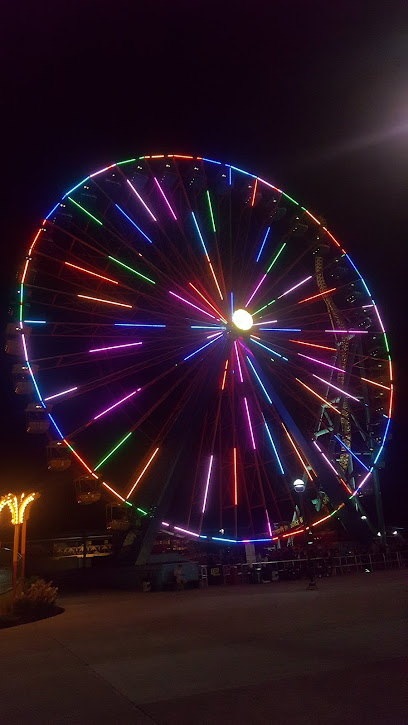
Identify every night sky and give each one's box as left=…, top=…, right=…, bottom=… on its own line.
left=1, top=1, right=407, bottom=533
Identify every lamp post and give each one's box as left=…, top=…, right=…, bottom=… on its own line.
left=293, top=479, right=316, bottom=590
left=0, top=492, right=40, bottom=594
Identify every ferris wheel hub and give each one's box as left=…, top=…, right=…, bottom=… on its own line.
left=232, top=309, right=253, bottom=331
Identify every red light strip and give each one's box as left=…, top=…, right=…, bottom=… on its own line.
left=127, top=447, right=160, bottom=499
left=298, top=287, right=336, bottom=304
left=77, top=294, right=132, bottom=309
left=296, top=377, right=341, bottom=415
left=250, top=179, right=258, bottom=207
left=189, top=283, right=227, bottom=322
left=288, top=340, right=337, bottom=352
left=65, top=261, right=118, bottom=284
left=221, top=359, right=229, bottom=390
left=281, top=422, right=313, bottom=480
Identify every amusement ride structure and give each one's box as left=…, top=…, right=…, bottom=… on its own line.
left=8, top=154, right=393, bottom=557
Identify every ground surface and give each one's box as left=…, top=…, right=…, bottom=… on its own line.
left=0, top=570, right=406, bottom=724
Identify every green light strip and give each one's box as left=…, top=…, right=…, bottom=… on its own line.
left=68, top=197, right=103, bottom=226
left=94, top=431, right=133, bottom=471
left=108, top=256, right=155, bottom=285
left=117, top=158, right=136, bottom=165
left=383, top=333, right=390, bottom=353
left=281, top=191, right=299, bottom=205
left=19, top=283, right=24, bottom=322
left=266, top=243, right=286, bottom=273
left=137, top=507, right=148, bottom=515
left=206, top=190, right=216, bottom=232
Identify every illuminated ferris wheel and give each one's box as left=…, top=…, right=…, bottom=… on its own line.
left=12, top=153, right=393, bottom=543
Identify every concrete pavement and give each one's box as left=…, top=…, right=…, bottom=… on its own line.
left=0, top=570, right=406, bottom=724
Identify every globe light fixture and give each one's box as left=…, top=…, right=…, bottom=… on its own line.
left=232, top=308, right=253, bottom=331
left=293, top=479, right=306, bottom=493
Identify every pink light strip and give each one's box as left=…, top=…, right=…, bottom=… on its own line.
left=78, top=294, right=132, bottom=309
left=126, top=179, right=157, bottom=221
left=243, top=398, right=256, bottom=449
left=153, top=177, right=177, bottom=219
left=169, top=291, right=218, bottom=319
left=254, top=320, right=277, bottom=326
left=265, top=509, right=272, bottom=537
left=322, top=226, right=341, bottom=248
left=44, top=386, right=78, bottom=401
left=246, top=274, right=267, bottom=307
left=360, top=377, right=390, bottom=391
left=174, top=525, right=200, bottom=538
left=298, top=353, right=344, bottom=373
left=202, top=454, right=214, bottom=513
left=234, top=340, right=244, bottom=382
left=94, top=389, right=140, bottom=420
left=312, top=374, right=360, bottom=402
left=89, top=341, right=142, bottom=353
left=277, top=275, right=312, bottom=299
left=313, top=440, right=340, bottom=478
left=324, top=329, right=368, bottom=334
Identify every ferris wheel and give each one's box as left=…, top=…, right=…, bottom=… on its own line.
left=12, top=154, right=393, bottom=544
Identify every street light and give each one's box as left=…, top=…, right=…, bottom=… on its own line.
left=293, top=479, right=306, bottom=493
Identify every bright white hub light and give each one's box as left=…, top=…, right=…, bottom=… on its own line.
left=232, top=308, right=253, bottom=331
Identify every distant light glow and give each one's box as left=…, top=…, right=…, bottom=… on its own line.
left=278, top=275, right=312, bottom=299
left=78, top=294, right=132, bottom=309
left=127, top=447, right=160, bottom=498
left=44, top=386, right=78, bottom=401
left=298, top=287, right=336, bottom=304
left=202, top=455, right=214, bottom=513
left=94, top=389, right=139, bottom=420
left=243, top=398, right=256, bottom=449
left=115, top=204, right=153, bottom=243
left=232, top=308, right=253, bottom=331
left=153, top=177, right=177, bottom=219
left=89, top=341, right=142, bottom=353
left=126, top=178, right=157, bottom=221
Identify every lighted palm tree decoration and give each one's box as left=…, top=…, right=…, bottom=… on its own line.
left=0, top=492, right=40, bottom=590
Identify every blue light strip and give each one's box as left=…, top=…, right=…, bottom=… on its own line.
left=259, top=328, right=301, bottom=332
left=202, top=158, right=221, bottom=165
left=345, top=254, right=372, bottom=297
left=246, top=357, right=272, bottom=404
left=256, top=227, right=270, bottom=263
left=183, top=334, right=222, bottom=361
left=228, top=166, right=232, bottom=185
left=250, top=337, right=288, bottom=361
left=333, top=434, right=370, bottom=471
left=229, top=165, right=257, bottom=179
left=24, top=320, right=47, bottom=324
left=373, top=417, right=391, bottom=464
left=63, top=176, right=90, bottom=199
left=114, top=323, right=166, bottom=328
left=115, top=204, right=153, bottom=244
left=45, top=203, right=60, bottom=220
left=191, top=211, right=209, bottom=255
left=230, top=292, right=234, bottom=317
left=48, top=414, right=64, bottom=439
left=263, top=417, right=285, bottom=474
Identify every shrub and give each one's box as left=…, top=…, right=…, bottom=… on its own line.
left=13, top=578, right=58, bottom=620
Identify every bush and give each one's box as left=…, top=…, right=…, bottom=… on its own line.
left=13, top=578, right=58, bottom=620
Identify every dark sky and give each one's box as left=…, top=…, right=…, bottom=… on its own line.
left=1, top=0, right=407, bottom=530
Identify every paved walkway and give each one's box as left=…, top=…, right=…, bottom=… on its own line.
left=0, top=571, right=406, bottom=724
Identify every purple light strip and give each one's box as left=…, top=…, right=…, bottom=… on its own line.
left=246, top=274, right=267, bottom=307
left=89, top=342, right=142, bottom=353
left=234, top=340, right=244, bottom=382
left=265, top=509, right=273, bottom=537
left=174, top=525, right=200, bottom=538
left=313, top=440, right=340, bottom=477
left=126, top=179, right=157, bottom=221
left=312, top=374, right=360, bottom=402
left=202, top=454, right=214, bottom=513
left=153, top=177, right=177, bottom=220
left=253, top=320, right=277, bottom=326
left=243, top=397, right=256, bottom=449
left=169, top=291, right=218, bottom=320
left=277, top=275, right=312, bottom=299
left=94, top=389, right=140, bottom=421
left=298, top=353, right=344, bottom=373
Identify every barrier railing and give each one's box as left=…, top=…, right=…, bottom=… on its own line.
left=201, top=551, right=407, bottom=585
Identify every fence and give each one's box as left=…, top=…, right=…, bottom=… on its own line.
left=200, top=550, right=407, bottom=585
